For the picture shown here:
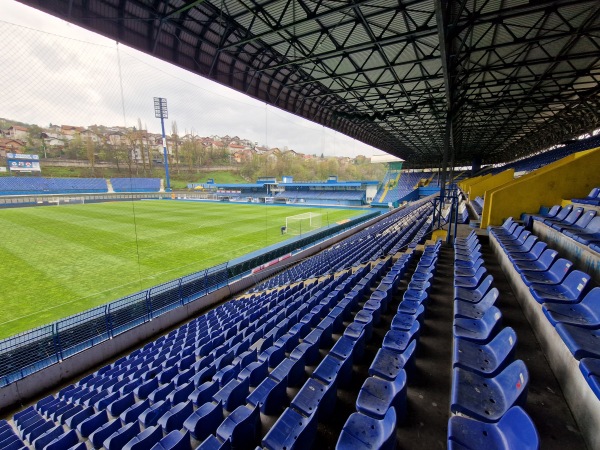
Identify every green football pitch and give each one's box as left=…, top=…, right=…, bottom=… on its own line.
left=0, top=201, right=365, bottom=339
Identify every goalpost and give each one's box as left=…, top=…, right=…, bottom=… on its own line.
left=285, top=212, right=322, bottom=235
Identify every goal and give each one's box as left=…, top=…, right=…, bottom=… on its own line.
left=285, top=212, right=322, bottom=235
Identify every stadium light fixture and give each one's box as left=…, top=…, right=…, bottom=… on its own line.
left=154, top=97, right=171, bottom=191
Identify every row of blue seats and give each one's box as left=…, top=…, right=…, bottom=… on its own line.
left=261, top=250, right=417, bottom=449
left=110, top=178, right=161, bottom=193
left=533, top=203, right=600, bottom=253
left=492, top=219, right=593, bottom=304
left=336, top=241, right=441, bottom=449
left=573, top=187, right=600, bottom=206
left=449, top=231, right=539, bottom=449
left=252, top=201, right=433, bottom=292
left=2, top=254, right=394, bottom=450
left=0, top=177, right=108, bottom=196
left=490, top=220, right=600, bottom=400
left=201, top=257, right=398, bottom=449
left=275, top=190, right=365, bottom=201
left=3, top=273, right=351, bottom=449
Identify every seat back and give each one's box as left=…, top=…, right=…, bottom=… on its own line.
left=581, top=287, right=600, bottom=309
left=583, top=216, right=600, bottom=233
left=553, top=204, right=574, bottom=221
left=572, top=210, right=596, bottom=229
left=537, top=249, right=559, bottom=268
left=562, top=207, right=584, bottom=225
left=495, top=359, right=529, bottom=410
left=547, top=258, right=574, bottom=280
left=546, top=205, right=561, bottom=217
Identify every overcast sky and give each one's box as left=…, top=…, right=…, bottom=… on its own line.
left=0, top=1, right=391, bottom=158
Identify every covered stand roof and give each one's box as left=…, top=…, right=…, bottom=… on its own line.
left=19, top=0, right=600, bottom=166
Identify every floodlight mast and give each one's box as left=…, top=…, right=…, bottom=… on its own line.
left=154, top=97, right=171, bottom=192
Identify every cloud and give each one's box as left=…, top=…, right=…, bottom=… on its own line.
left=1, top=1, right=385, bottom=157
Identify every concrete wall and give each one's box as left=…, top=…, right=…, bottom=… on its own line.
left=466, top=169, right=514, bottom=201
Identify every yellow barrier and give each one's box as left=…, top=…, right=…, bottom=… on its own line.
left=459, top=173, right=492, bottom=196
left=467, top=169, right=515, bottom=200
left=480, top=148, right=600, bottom=227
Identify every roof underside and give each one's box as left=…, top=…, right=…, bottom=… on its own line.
left=18, top=0, right=600, bottom=166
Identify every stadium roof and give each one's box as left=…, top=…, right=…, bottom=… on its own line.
left=20, top=0, right=600, bottom=167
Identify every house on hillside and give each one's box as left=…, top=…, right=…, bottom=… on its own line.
left=228, top=142, right=246, bottom=153
left=0, top=138, right=25, bottom=157
left=232, top=148, right=256, bottom=163
left=7, top=126, right=28, bottom=140
left=61, top=125, right=85, bottom=136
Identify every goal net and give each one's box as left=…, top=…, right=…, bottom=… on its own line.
left=285, top=212, right=322, bottom=235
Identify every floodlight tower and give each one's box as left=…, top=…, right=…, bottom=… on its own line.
left=154, top=97, right=171, bottom=191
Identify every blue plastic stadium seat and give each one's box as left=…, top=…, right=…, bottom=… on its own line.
left=43, top=429, right=79, bottom=450
left=122, top=425, right=163, bottom=450
left=247, top=377, right=287, bottom=415
left=513, top=249, right=559, bottom=274
left=454, top=288, right=499, bottom=320
left=555, top=324, right=600, bottom=359
left=532, top=205, right=561, bottom=222
left=90, top=419, right=122, bottom=449
left=33, top=426, right=64, bottom=450
left=448, top=406, right=540, bottom=450
left=120, top=399, right=150, bottom=425
left=216, top=405, right=260, bottom=450
left=261, top=407, right=317, bottom=450
left=134, top=377, right=159, bottom=400
left=542, top=287, right=600, bottom=327
left=213, top=377, right=250, bottom=412
left=529, top=270, right=591, bottom=304
left=107, top=392, right=136, bottom=417
left=238, top=358, right=269, bottom=387
left=197, top=435, right=230, bottom=450
left=520, top=258, right=573, bottom=286
left=369, top=340, right=417, bottom=381
left=551, top=206, right=584, bottom=231
left=579, top=358, right=600, bottom=399
left=291, top=377, right=337, bottom=419
left=453, top=306, right=503, bottom=343
left=454, top=275, right=494, bottom=303
left=158, top=401, right=194, bottom=434
left=77, top=410, right=109, bottom=438
left=183, top=400, right=224, bottom=441
left=104, top=421, right=141, bottom=450
left=191, top=381, right=220, bottom=406
left=382, top=323, right=420, bottom=353
left=149, top=430, right=192, bottom=450
left=508, top=242, right=547, bottom=263
left=451, top=359, right=529, bottom=422
left=543, top=204, right=573, bottom=226
left=66, top=406, right=96, bottom=429
left=25, top=420, right=54, bottom=444
left=390, top=311, right=419, bottom=331
left=453, top=327, right=517, bottom=377
left=335, top=407, right=396, bottom=450
left=139, top=400, right=172, bottom=428
left=312, top=353, right=353, bottom=388
left=356, top=372, right=407, bottom=423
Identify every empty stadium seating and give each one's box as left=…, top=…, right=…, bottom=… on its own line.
left=449, top=231, right=539, bottom=449
left=110, top=178, right=161, bottom=192
left=0, top=177, right=108, bottom=195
